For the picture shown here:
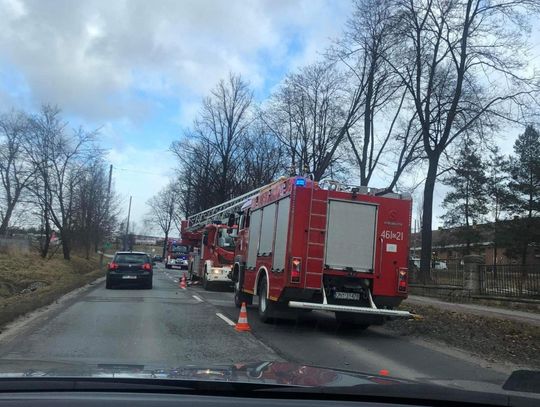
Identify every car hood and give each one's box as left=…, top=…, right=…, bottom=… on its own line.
left=0, top=359, right=403, bottom=386
left=0, top=359, right=537, bottom=405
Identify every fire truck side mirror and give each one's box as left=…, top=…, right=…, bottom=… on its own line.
left=202, top=232, right=208, bottom=246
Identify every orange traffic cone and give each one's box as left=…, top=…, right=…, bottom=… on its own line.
left=180, top=273, right=187, bottom=289
left=235, top=302, right=251, bottom=332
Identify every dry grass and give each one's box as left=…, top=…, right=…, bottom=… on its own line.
left=0, top=252, right=105, bottom=328
left=385, top=303, right=540, bottom=369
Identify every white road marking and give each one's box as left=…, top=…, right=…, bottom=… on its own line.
left=216, top=313, right=236, bottom=327
left=192, top=295, right=203, bottom=303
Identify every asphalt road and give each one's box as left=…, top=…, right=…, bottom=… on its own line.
left=0, top=264, right=511, bottom=392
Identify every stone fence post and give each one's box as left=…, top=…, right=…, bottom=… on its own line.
left=463, top=255, right=483, bottom=295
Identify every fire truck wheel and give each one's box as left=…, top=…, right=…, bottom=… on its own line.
left=257, top=277, right=275, bottom=323
left=234, top=279, right=250, bottom=308
left=202, top=268, right=210, bottom=290
left=334, top=312, right=370, bottom=330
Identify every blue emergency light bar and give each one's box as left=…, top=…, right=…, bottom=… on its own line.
left=295, top=178, right=306, bottom=186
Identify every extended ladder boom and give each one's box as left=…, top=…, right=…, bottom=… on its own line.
left=186, top=183, right=271, bottom=232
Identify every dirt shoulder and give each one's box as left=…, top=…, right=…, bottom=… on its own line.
left=0, top=253, right=105, bottom=328
left=385, top=303, right=540, bottom=369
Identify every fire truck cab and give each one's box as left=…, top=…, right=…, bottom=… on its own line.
left=187, top=223, right=236, bottom=290
left=165, top=240, right=191, bottom=270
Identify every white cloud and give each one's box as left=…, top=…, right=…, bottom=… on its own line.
left=0, top=0, right=350, bottom=121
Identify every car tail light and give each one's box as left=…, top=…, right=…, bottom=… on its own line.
left=398, top=268, right=407, bottom=293
left=109, top=262, right=119, bottom=271
left=290, top=257, right=302, bottom=283
left=142, top=263, right=152, bottom=271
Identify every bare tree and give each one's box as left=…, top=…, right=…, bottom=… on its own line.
left=26, top=105, right=97, bottom=259
left=171, top=136, right=218, bottom=216
left=238, top=119, right=285, bottom=191
left=388, top=0, right=540, bottom=280
left=146, top=184, right=179, bottom=258
left=72, top=158, right=118, bottom=259
left=0, top=112, right=35, bottom=236
left=330, top=0, right=424, bottom=187
left=197, top=73, right=253, bottom=200
left=262, top=63, right=345, bottom=180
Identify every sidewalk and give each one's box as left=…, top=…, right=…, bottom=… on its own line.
left=404, top=295, right=540, bottom=327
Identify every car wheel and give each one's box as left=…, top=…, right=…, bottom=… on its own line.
left=258, top=277, right=274, bottom=323
left=146, top=279, right=153, bottom=289
left=106, top=277, right=113, bottom=289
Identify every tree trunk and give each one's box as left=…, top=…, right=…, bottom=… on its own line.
left=62, top=233, right=71, bottom=260
left=162, top=232, right=169, bottom=259
left=419, top=156, right=439, bottom=283
left=40, top=211, right=51, bottom=258
left=0, top=198, right=18, bottom=236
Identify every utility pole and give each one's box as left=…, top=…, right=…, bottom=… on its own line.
left=124, top=195, right=132, bottom=250
left=107, top=164, right=113, bottom=197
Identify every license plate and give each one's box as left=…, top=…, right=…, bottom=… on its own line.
left=334, top=292, right=360, bottom=300
left=122, top=275, right=137, bottom=279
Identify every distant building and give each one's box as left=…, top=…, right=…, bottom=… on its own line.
left=133, top=235, right=160, bottom=245
left=411, top=219, right=540, bottom=265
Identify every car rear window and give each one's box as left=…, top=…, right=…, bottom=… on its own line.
left=115, top=254, right=149, bottom=264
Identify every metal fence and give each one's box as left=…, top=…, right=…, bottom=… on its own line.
left=479, top=264, right=540, bottom=299
left=409, top=260, right=464, bottom=286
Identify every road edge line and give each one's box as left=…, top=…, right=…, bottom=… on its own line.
left=216, top=312, right=236, bottom=327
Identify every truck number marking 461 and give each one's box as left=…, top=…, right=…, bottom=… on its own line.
left=380, top=230, right=403, bottom=241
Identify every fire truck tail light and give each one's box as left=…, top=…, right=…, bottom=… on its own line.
left=398, top=269, right=407, bottom=292
left=291, top=257, right=302, bottom=283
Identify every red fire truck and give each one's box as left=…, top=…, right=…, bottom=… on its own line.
left=230, top=176, right=413, bottom=327
left=181, top=219, right=238, bottom=290
left=164, top=239, right=191, bottom=270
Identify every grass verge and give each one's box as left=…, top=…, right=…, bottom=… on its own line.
left=0, top=252, right=105, bottom=329
left=385, top=303, right=540, bottom=369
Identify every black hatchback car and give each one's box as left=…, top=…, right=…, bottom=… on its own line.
left=106, top=251, right=153, bottom=289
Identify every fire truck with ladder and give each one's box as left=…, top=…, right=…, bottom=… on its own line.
left=181, top=217, right=238, bottom=290
left=183, top=175, right=413, bottom=327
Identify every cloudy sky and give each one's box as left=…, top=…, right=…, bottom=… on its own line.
left=0, top=0, right=539, bottom=235
left=0, top=0, right=353, bottom=233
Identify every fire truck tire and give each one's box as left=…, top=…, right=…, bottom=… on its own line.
left=202, top=268, right=211, bottom=290
left=234, top=276, right=252, bottom=308
left=188, top=263, right=196, bottom=281
left=257, top=277, right=275, bottom=323
left=334, top=312, right=370, bottom=330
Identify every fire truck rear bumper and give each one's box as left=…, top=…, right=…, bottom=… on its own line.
left=288, top=301, right=413, bottom=318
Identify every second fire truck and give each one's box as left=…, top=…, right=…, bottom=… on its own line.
left=181, top=220, right=238, bottom=290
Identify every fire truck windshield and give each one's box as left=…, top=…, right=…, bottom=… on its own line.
left=172, top=245, right=188, bottom=254
left=217, top=229, right=235, bottom=250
